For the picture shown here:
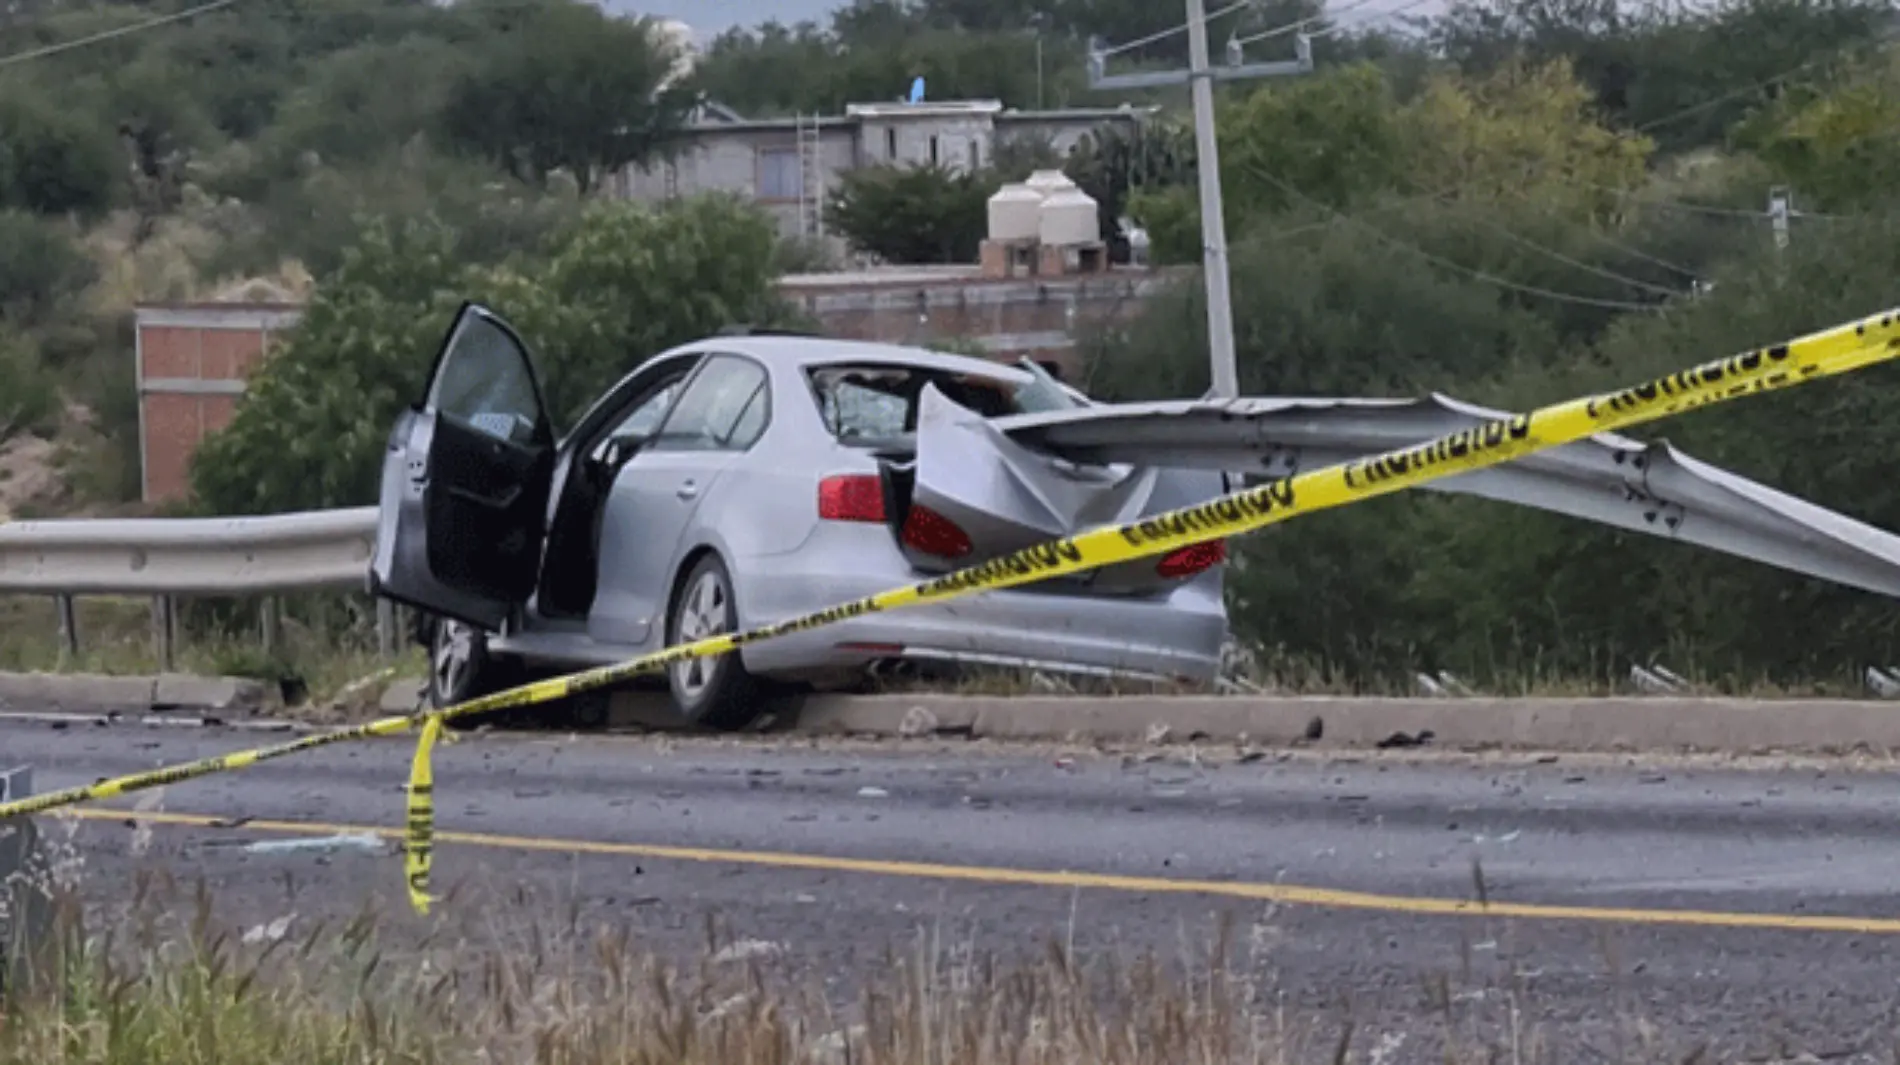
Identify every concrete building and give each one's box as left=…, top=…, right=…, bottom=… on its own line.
left=608, top=98, right=1153, bottom=243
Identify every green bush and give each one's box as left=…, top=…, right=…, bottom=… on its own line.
left=827, top=163, right=995, bottom=265
left=190, top=194, right=794, bottom=516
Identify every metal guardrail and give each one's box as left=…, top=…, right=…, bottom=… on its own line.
left=0, top=508, right=383, bottom=669
left=0, top=508, right=376, bottom=595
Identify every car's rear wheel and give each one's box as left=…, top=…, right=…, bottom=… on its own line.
left=666, top=554, right=765, bottom=730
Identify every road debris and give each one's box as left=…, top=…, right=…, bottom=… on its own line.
left=244, top=833, right=383, bottom=856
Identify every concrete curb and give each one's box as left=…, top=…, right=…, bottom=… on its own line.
left=0, top=671, right=275, bottom=714
left=11, top=669, right=1900, bottom=755
left=787, top=693, right=1900, bottom=754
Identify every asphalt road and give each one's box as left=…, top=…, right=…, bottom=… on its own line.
left=6, top=713, right=1900, bottom=1061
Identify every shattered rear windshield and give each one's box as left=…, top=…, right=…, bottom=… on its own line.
left=808, top=362, right=1078, bottom=444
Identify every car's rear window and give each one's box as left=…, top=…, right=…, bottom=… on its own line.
left=808, top=362, right=1077, bottom=444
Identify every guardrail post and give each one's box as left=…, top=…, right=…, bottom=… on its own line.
left=53, top=596, right=77, bottom=663
left=151, top=595, right=176, bottom=672
left=259, top=597, right=279, bottom=656
left=375, top=598, right=396, bottom=658
left=0, top=766, right=55, bottom=1000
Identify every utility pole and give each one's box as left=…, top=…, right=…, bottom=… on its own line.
left=1768, top=185, right=1792, bottom=256
left=1089, top=9, right=1313, bottom=398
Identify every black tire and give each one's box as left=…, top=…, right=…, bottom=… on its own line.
left=553, top=689, right=613, bottom=731
left=428, top=617, right=522, bottom=728
left=665, top=554, right=766, bottom=730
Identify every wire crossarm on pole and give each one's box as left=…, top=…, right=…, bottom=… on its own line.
left=1089, top=30, right=1312, bottom=89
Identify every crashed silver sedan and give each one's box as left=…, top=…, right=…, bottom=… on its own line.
left=372, top=302, right=1900, bottom=730
left=370, top=302, right=1231, bottom=728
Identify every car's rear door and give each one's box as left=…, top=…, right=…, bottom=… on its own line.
left=370, top=302, right=557, bottom=630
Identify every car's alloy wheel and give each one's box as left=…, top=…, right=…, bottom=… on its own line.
left=430, top=618, right=485, bottom=707
left=429, top=617, right=519, bottom=727
left=666, top=555, right=765, bottom=729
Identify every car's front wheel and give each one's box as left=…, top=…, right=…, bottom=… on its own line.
left=429, top=617, right=520, bottom=727
left=666, top=554, right=766, bottom=730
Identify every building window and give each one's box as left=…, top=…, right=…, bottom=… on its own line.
left=929, top=135, right=940, bottom=165
left=885, top=127, right=897, bottom=159
left=757, top=148, right=802, bottom=200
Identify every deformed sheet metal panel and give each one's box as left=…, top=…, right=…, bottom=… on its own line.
left=972, top=392, right=1900, bottom=599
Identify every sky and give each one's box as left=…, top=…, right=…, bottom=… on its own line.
left=616, top=0, right=840, bottom=35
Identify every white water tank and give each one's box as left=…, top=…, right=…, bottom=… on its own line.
left=1024, top=169, right=1076, bottom=198
left=987, top=182, right=1042, bottom=242
left=1038, top=185, right=1099, bottom=246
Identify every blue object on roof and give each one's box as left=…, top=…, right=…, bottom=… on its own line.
left=909, top=76, right=925, bottom=103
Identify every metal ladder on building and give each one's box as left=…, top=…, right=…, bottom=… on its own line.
left=795, top=113, right=824, bottom=238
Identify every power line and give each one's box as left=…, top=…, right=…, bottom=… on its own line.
left=0, top=0, right=240, bottom=68
left=1583, top=227, right=1701, bottom=281
left=1096, top=0, right=1256, bottom=57
left=1407, top=185, right=1687, bottom=298
left=1557, top=177, right=1849, bottom=222
left=1234, top=0, right=1432, bottom=45
left=1240, top=162, right=1666, bottom=312
left=1628, top=22, right=1900, bottom=137
left=1232, top=0, right=1379, bottom=44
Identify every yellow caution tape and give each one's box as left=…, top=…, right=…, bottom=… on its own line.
left=404, top=712, right=444, bottom=913
left=2, top=306, right=1897, bottom=915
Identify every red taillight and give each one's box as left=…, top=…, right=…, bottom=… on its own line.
left=818, top=475, right=886, bottom=522
left=1156, top=539, right=1226, bottom=578
left=900, top=504, right=973, bottom=559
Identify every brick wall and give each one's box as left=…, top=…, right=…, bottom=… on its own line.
left=134, top=267, right=1176, bottom=504
left=134, top=304, right=303, bottom=505
left=777, top=266, right=1175, bottom=380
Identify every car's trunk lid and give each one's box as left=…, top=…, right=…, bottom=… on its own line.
left=896, top=385, right=1227, bottom=596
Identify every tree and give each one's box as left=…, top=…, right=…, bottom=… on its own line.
left=0, top=83, right=119, bottom=216
left=516, top=193, right=798, bottom=422
left=689, top=19, right=1085, bottom=117
left=253, top=37, right=468, bottom=179
left=1129, top=60, right=1650, bottom=264
left=827, top=164, right=995, bottom=264
left=1399, top=57, right=1651, bottom=213
left=439, top=0, right=695, bottom=193
left=190, top=196, right=793, bottom=515
left=1733, top=49, right=1900, bottom=213
left=0, top=211, right=95, bottom=330
left=1063, top=117, right=1196, bottom=259
left=0, top=334, right=58, bottom=444
left=1218, top=63, right=1407, bottom=218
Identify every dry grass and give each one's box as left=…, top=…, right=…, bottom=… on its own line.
left=0, top=825, right=1819, bottom=1064
left=0, top=595, right=422, bottom=707
left=0, top=876, right=1337, bottom=1065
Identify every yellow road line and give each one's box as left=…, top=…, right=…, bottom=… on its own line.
left=63, top=806, right=1900, bottom=935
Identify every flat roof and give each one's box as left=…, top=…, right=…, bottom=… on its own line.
left=778, top=264, right=1167, bottom=290
left=845, top=100, right=1003, bottom=118
left=683, top=98, right=1146, bottom=134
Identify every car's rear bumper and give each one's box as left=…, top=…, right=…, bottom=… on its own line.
left=731, top=531, right=1229, bottom=684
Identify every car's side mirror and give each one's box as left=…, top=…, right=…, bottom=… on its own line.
left=601, top=432, right=649, bottom=472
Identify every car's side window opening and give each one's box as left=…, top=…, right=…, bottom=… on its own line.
left=819, top=377, right=909, bottom=440
left=591, top=380, right=684, bottom=461
left=808, top=363, right=1077, bottom=445
left=651, top=355, right=771, bottom=452
left=427, top=313, right=548, bottom=445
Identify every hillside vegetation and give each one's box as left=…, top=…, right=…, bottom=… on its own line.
left=1, top=0, right=1897, bottom=685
